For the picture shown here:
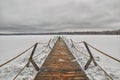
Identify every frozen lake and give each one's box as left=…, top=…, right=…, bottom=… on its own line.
left=0, top=35, right=120, bottom=64
left=0, top=35, right=120, bottom=80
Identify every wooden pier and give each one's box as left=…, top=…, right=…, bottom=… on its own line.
left=34, top=37, right=88, bottom=80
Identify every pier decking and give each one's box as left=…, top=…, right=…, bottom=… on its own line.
left=34, top=37, right=88, bottom=80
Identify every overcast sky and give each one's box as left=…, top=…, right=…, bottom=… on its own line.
left=0, top=0, right=120, bottom=33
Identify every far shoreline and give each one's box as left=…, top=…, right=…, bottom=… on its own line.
left=0, top=30, right=120, bottom=35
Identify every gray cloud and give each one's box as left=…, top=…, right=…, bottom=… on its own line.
left=0, top=0, right=120, bottom=33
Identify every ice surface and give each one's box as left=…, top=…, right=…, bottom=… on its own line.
left=0, top=35, right=120, bottom=80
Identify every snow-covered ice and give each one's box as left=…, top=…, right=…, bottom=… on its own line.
left=63, top=35, right=120, bottom=80
left=0, top=35, right=120, bottom=80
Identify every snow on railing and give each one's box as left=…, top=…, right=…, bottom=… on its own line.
left=1, top=36, right=119, bottom=80
left=62, top=36, right=120, bottom=80
left=0, top=36, right=58, bottom=80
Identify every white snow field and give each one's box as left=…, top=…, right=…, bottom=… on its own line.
left=0, top=35, right=120, bottom=80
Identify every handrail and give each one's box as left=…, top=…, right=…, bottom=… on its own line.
left=86, top=42, right=120, bottom=63
left=47, top=39, right=52, bottom=49
left=13, top=39, right=54, bottom=80
left=1, top=37, right=118, bottom=80
left=13, top=38, right=54, bottom=79
left=95, top=62, right=113, bottom=80
left=73, top=41, right=85, bottom=44
left=33, top=46, right=48, bottom=59
left=37, top=41, right=49, bottom=44
left=70, top=40, right=89, bottom=57
left=73, top=45, right=89, bottom=57
left=0, top=44, right=35, bottom=67
left=0, top=38, right=56, bottom=80
left=13, top=61, right=29, bottom=80
left=74, top=40, right=120, bottom=63
left=70, top=39, right=116, bottom=80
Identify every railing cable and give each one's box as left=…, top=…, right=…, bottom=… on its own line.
left=73, top=45, right=89, bottom=57
left=33, top=46, right=48, bottom=59
left=71, top=40, right=116, bottom=80
left=73, top=41, right=85, bottom=44
left=37, top=41, right=49, bottom=44
left=86, top=42, right=120, bottom=63
left=74, top=40, right=120, bottom=63
left=0, top=44, right=35, bottom=67
left=95, top=62, right=113, bottom=80
left=13, top=38, right=54, bottom=79
left=0, top=37, right=56, bottom=80
left=13, top=61, right=29, bottom=80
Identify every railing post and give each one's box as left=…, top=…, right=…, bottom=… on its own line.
left=30, top=43, right=38, bottom=59
left=83, top=41, right=97, bottom=70
left=48, top=39, right=52, bottom=49
left=58, top=36, right=60, bottom=42
left=27, top=43, right=40, bottom=71
left=70, top=39, right=75, bottom=48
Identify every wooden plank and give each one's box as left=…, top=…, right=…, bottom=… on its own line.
left=34, top=37, right=88, bottom=80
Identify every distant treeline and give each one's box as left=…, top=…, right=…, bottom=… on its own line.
left=0, top=29, right=120, bottom=35
left=55, top=29, right=120, bottom=35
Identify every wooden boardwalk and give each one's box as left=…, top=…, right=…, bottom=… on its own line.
left=34, top=37, right=88, bottom=80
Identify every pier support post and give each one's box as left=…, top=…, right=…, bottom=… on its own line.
left=83, top=42, right=97, bottom=70
left=27, top=43, right=40, bottom=71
